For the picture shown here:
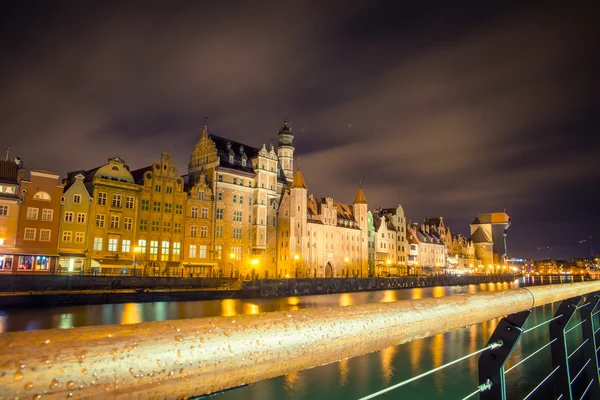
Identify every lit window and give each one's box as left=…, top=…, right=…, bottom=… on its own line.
left=172, top=242, right=181, bottom=261
left=122, top=240, right=131, bottom=253
left=199, top=245, right=207, bottom=259
left=62, top=231, right=72, bottom=242
left=161, top=241, right=170, bottom=261
left=108, top=238, right=118, bottom=252
left=215, top=245, right=222, bottom=260
left=24, top=228, right=36, bottom=240
left=93, top=237, right=103, bottom=251
left=138, top=239, right=147, bottom=253
left=111, top=194, right=122, bottom=208
left=189, top=244, right=197, bottom=258
left=124, top=217, right=133, bottom=230
left=33, top=191, right=51, bottom=201
left=75, top=232, right=84, bottom=243
left=27, top=207, right=39, bottom=220
left=96, top=214, right=105, bottom=228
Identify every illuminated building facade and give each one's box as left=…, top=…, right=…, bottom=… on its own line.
left=278, top=170, right=369, bottom=278
left=13, top=170, right=63, bottom=273
left=470, top=212, right=511, bottom=266
left=131, top=153, right=186, bottom=276
left=0, top=158, right=25, bottom=273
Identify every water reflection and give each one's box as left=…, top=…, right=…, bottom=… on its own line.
left=221, top=299, right=238, bottom=317
left=381, top=290, right=397, bottom=303
left=339, top=358, right=349, bottom=386
left=339, top=293, right=353, bottom=307
left=121, top=303, right=141, bottom=325
left=244, top=303, right=260, bottom=315
left=380, top=346, right=396, bottom=385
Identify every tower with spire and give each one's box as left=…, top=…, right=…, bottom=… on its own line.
left=277, top=114, right=295, bottom=182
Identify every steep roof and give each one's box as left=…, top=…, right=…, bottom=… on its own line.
left=471, top=212, right=510, bottom=225
left=470, top=227, right=493, bottom=243
left=0, top=160, right=20, bottom=185
left=353, top=187, right=368, bottom=204
left=290, top=170, right=307, bottom=189
left=129, top=165, right=153, bottom=185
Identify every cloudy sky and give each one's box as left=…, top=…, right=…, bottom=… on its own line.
left=1, top=0, right=598, bottom=259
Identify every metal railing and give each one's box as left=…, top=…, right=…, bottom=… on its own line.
left=1, top=281, right=600, bottom=399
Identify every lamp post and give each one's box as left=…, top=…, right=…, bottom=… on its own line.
left=344, top=257, right=349, bottom=278
left=133, top=247, right=140, bottom=277
left=294, top=254, right=299, bottom=278
left=229, top=253, right=235, bottom=288
left=386, top=259, right=391, bottom=278
left=251, top=258, right=259, bottom=280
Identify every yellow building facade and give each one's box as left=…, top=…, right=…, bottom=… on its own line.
left=0, top=159, right=25, bottom=273
left=131, top=153, right=186, bottom=276
left=182, top=172, right=215, bottom=277
left=57, top=173, right=92, bottom=274
left=78, top=157, right=141, bottom=275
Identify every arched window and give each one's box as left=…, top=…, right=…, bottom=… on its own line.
left=33, top=191, right=51, bottom=201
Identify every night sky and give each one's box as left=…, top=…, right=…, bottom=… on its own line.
left=1, top=1, right=598, bottom=260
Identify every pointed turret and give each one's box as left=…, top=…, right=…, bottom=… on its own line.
left=353, top=187, right=368, bottom=204
left=290, top=169, right=307, bottom=189
left=200, top=117, right=209, bottom=138
left=277, top=113, right=295, bottom=181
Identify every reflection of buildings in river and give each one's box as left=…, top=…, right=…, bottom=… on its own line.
left=338, top=358, right=349, bottom=386
left=286, top=296, right=300, bottom=312
left=243, top=303, right=260, bottom=315
left=432, top=286, right=445, bottom=298
left=412, top=288, right=423, bottom=300
left=121, top=303, right=142, bottom=325
left=53, top=313, right=73, bottom=329
left=380, top=345, right=397, bottom=385
left=409, top=337, right=423, bottom=373
left=431, top=333, right=444, bottom=368
left=339, top=293, right=353, bottom=307
left=154, top=302, right=167, bottom=321
left=468, top=284, right=477, bottom=294
left=220, top=299, right=238, bottom=317
left=381, top=290, right=397, bottom=303
left=284, top=371, right=301, bottom=391
left=487, top=282, right=497, bottom=291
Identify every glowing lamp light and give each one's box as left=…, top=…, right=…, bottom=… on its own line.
left=294, top=254, right=300, bottom=261
left=230, top=253, right=235, bottom=259
left=251, top=259, right=259, bottom=266
left=344, top=257, right=349, bottom=263
left=386, top=259, right=391, bottom=265
left=0, top=238, right=4, bottom=246
left=133, top=247, right=141, bottom=253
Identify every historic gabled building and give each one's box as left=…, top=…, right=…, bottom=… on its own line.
left=69, top=157, right=141, bottom=275
left=0, top=158, right=25, bottom=273
left=447, top=234, right=477, bottom=269
left=131, top=153, right=186, bottom=276
left=367, top=211, right=375, bottom=276
left=278, top=170, right=369, bottom=278
left=182, top=172, right=215, bottom=277
left=376, top=205, right=408, bottom=275
left=187, top=122, right=289, bottom=279
left=14, top=169, right=63, bottom=273
left=407, top=222, right=446, bottom=272
left=57, top=173, right=93, bottom=274
left=470, top=212, right=511, bottom=267
left=372, top=214, right=397, bottom=276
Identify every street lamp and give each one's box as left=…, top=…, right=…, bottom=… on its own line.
left=294, top=254, right=300, bottom=278
left=386, top=259, right=391, bottom=277
left=133, top=247, right=140, bottom=277
left=251, top=258, right=259, bottom=280
left=344, top=257, right=350, bottom=278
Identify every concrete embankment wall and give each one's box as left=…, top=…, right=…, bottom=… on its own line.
left=0, top=274, right=530, bottom=309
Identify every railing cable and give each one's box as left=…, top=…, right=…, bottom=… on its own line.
left=357, top=341, right=502, bottom=400
left=580, top=379, right=595, bottom=400
left=523, top=314, right=563, bottom=334
left=522, top=365, right=560, bottom=400
left=460, top=379, right=492, bottom=400
left=505, top=338, right=557, bottom=374
left=565, top=318, right=587, bottom=335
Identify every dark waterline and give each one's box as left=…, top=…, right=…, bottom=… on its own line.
left=0, top=275, right=586, bottom=399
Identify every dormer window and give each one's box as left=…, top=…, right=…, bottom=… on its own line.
left=229, top=155, right=234, bottom=164
left=242, top=159, right=246, bottom=167
left=112, top=166, right=119, bottom=171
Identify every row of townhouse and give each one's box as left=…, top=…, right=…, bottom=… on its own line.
left=1, top=118, right=510, bottom=278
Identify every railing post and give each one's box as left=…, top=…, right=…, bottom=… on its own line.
left=479, top=310, right=531, bottom=400
left=549, top=296, right=582, bottom=400
left=577, top=293, right=600, bottom=398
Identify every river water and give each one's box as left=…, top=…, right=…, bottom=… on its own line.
left=0, top=275, right=588, bottom=399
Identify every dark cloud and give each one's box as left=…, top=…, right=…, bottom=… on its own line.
left=1, top=0, right=598, bottom=259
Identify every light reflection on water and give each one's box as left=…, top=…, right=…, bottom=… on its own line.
left=0, top=275, right=585, bottom=399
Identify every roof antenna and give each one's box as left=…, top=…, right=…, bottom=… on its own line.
left=284, top=101, right=288, bottom=125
